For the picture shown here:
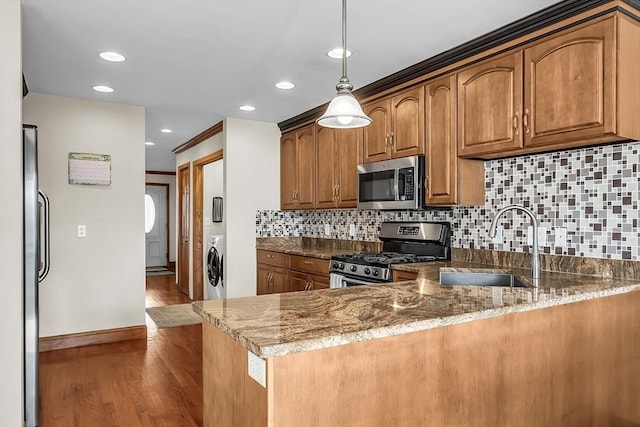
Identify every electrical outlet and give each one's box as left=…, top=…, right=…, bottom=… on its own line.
left=204, top=216, right=212, bottom=226
left=555, top=227, right=567, bottom=247
left=77, top=225, right=86, bottom=238
left=248, top=351, right=266, bottom=387
left=349, top=224, right=356, bottom=237
left=324, top=224, right=330, bottom=236
left=527, top=226, right=546, bottom=247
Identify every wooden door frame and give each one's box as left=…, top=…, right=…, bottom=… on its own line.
left=144, top=182, right=170, bottom=269
left=177, top=162, right=191, bottom=296
left=192, top=150, right=224, bottom=301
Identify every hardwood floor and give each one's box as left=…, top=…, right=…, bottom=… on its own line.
left=39, top=273, right=203, bottom=426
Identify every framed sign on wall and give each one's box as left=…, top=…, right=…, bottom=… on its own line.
left=68, top=152, right=111, bottom=186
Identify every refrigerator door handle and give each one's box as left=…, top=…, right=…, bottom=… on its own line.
left=38, top=189, right=50, bottom=282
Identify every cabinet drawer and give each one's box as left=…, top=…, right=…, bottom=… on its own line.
left=392, top=270, right=418, bottom=282
left=256, top=250, right=289, bottom=268
left=289, top=255, right=329, bottom=276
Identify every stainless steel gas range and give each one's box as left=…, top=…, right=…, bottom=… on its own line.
left=329, top=222, right=451, bottom=287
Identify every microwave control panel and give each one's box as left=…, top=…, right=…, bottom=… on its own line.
left=399, top=167, right=414, bottom=200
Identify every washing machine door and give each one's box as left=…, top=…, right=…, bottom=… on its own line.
left=207, top=246, right=221, bottom=287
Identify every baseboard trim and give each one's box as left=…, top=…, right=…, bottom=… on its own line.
left=39, top=325, right=147, bottom=352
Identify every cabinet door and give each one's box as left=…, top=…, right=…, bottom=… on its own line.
left=280, top=132, right=297, bottom=210
left=457, top=52, right=523, bottom=157
left=271, top=267, right=289, bottom=294
left=426, top=76, right=457, bottom=205
left=256, top=263, right=271, bottom=295
left=391, top=86, right=425, bottom=158
left=296, top=125, right=316, bottom=209
left=336, top=128, right=363, bottom=208
left=363, top=99, right=392, bottom=163
left=289, top=271, right=310, bottom=292
left=524, top=18, right=615, bottom=148
left=315, top=126, right=338, bottom=209
left=310, top=274, right=330, bottom=290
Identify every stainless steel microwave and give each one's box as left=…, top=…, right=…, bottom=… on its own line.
left=357, top=155, right=425, bottom=210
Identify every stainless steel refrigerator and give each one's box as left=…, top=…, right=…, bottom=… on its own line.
left=23, top=124, right=50, bottom=427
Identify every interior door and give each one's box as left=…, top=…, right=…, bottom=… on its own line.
left=145, top=184, right=168, bottom=267
left=178, top=163, right=190, bottom=296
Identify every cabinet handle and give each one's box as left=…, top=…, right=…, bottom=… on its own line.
left=513, top=113, right=519, bottom=135
left=336, top=184, right=340, bottom=197
left=523, top=109, right=530, bottom=134
left=266, top=254, right=273, bottom=258
left=304, top=260, right=313, bottom=265
left=390, top=132, right=394, bottom=147
left=385, top=135, right=389, bottom=147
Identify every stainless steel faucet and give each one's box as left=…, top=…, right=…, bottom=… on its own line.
left=489, top=205, right=540, bottom=283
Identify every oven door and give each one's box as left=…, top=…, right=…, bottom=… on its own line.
left=329, top=273, right=389, bottom=287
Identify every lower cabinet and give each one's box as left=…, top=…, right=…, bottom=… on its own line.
left=392, top=270, right=418, bottom=282
left=256, top=250, right=330, bottom=295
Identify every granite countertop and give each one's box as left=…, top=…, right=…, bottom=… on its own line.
left=193, top=261, right=640, bottom=359
left=256, top=237, right=380, bottom=260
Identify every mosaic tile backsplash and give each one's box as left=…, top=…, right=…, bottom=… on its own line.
left=257, top=141, right=640, bottom=260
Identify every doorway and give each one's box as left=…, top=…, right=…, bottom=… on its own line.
left=192, top=150, right=223, bottom=301
left=178, top=162, right=190, bottom=296
left=145, top=183, right=169, bottom=268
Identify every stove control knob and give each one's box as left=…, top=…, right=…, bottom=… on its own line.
left=339, top=263, right=345, bottom=270
left=332, top=262, right=339, bottom=269
left=350, top=265, right=357, bottom=272
left=364, top=267, right=371, bottom=275
left=372, top=270, right=380, bottom=277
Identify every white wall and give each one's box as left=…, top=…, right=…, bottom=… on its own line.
left=175, top=133, right=224, bottom=297
left=0, top=1, right=24, bottom=424
left=224, top=118, right=280, bottom=297
left=23, top=93, right=146, bottom=337
left=145, top=173, right=177, bottom=263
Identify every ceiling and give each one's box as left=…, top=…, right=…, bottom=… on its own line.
left=22, top=0, right=559, bottom=172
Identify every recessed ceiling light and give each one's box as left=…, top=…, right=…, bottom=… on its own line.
left=239, top=105, right=256, bottom=111
left=92, top=85, right=114, bottom=93
left=99, top=51, right=126, bottom=62
left=145, top=141, right=155, bottom=146
left=275, top=81, right=295, bottom=90
left=327, top=48, right=352, bottom=59
left=161, top=128, right=173, bottom=133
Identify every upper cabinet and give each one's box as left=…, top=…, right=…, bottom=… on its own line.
left=363, top=86, right=425, bottom=163
left=425, top=75, right=485, bottom=206
left=523, top=17, right=615, bottom=148
left=457, top=52, right=523, bottom=157
left=281, top=125, right=315, bottom=210
left=458, top=16, right=640, bottom=159
left=316, top=126, right=362, bottom=209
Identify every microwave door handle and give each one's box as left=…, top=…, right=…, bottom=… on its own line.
left=393, top=169, right=399, bottom=201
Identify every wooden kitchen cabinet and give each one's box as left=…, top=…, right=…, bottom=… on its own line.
left=315, top=125, right=362, bottom=209
left=363, top=86, right=424, bottom=163
left=280, top=125, right=315, bottom=210
left=256, top=250, right=290, bottom=295
left=523, top=17, right=616, bottom=148
left=425, top=75, right=485, bottom=206
left=457, top=51, right=524, bottom=157
left=256, top=251, right=329, bottom=294
left=458, top=16, right=640, bottom=158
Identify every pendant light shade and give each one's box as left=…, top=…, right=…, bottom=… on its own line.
left=317, top=0, right=371, bottom=129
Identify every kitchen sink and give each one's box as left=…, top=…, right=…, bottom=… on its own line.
left=439, top=271, right=527, bottom=288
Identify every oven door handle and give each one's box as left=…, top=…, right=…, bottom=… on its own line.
left=341, top=275, right=385, bottom=287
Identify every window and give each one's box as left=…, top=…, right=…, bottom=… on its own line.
left=144, top=194, right=156, bottom=233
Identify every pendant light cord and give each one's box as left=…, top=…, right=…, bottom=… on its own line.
left=341, top=0, right=348, bottom=83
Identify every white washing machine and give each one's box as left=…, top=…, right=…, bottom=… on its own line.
left=206, top=235, right=225, bottom=299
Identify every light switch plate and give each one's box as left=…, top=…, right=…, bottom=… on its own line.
left=492, top=227, right=503, bottom=244
left=527, top=226, right=546, bottom=247
left=204, top=216, right=212, bottom=226
left=324, top=224, right=330, bottom=236
left=555, top=227, right=567, bottom=247
left=77, top=225, right=86, bottom=238
left=349, top=224, right=356, bottom=237
left=248, top=351, right=266, bottom=388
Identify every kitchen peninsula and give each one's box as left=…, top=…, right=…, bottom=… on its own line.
left=193, top=262, right=640, bottom=426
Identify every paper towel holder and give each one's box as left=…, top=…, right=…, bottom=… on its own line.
left=212, top=197, right=223, bottom=223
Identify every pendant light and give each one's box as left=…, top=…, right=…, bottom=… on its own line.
left=317, top=0, right=372, bottom=129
